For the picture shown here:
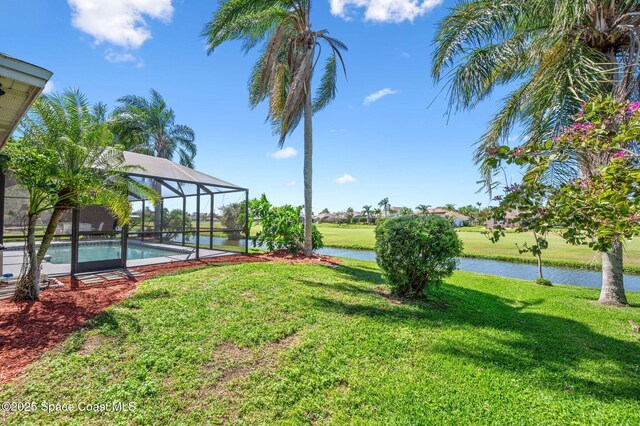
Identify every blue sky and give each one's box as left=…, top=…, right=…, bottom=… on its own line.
left=1, top=0, right=517, bottom=212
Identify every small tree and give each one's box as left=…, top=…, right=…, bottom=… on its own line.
left=220, top=202, right=245, bottom=240
left=375, top=215, right=463, bottom=298
left=345, top=207, right=355, bottom=224
left=5, top=90, right=156, bottom=300
left=249, top=194, right=322, bottom=254
left=361, top=205, right=372, bottom=224
left=487, top=182, right=552, bottom=285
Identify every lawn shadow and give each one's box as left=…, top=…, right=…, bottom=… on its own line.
left=307, top=265, right=640, bottom=403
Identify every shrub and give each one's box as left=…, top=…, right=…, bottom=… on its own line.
left=375, top=215, right=463, bottom=297
left=250, top=194, right=323, bottom=254
left=534, top=277, right=553, bottom=286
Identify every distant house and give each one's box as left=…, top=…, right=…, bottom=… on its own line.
left=315, top=213, right=337, bottom=223
left=425, top=208, right=469, bottom=227
left=486, top=210, right=519, bottom=228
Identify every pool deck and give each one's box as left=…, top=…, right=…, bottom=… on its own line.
left=1, top=240, right=240, bottom=277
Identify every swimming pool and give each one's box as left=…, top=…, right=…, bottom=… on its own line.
left=44, top=242, right=190, bottom=264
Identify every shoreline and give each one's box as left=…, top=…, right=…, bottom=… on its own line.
left=321, top=243, right=640, bottom=275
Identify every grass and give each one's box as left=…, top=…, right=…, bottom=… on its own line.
left=313, top=224, right=640, bottom=272
left=1, top=260, right=639, bottom=424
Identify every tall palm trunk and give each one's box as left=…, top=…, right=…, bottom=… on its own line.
left=600, top=240, right=627, bottom=306
left=13, top=213, right=40, bottom=301
left=303, top=87, right=313, bottom=256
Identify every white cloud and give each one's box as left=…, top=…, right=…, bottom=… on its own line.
left=104, top=49, right=144, bottom=67
left=335, top=173, right=356, bottom=185
left=67, top=0, right=174, bottom=49
left=284, top=180, right=296, bottom=187
left=267, top=147, right=298, bottom=160
left=401, top=51, right=411, bottom=58
left=43, top=81, right=55, bottom=95
left=363, top=88, right=399, bottom=106
left=330, top=0, right=442, bottom=23
left=330, top=128, right=346, bottom=133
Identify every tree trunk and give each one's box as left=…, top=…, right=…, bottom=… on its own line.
left=303, top=87, right=313, bottom=256
left=12, top=213, right=40, bottom=301
left=599, top=240, right=627, bottom=306
left=536, top=252, right=543, bottom=280
left=36, top=206, right=66, bottom=265
left=533, top=232, right=543, bottom=279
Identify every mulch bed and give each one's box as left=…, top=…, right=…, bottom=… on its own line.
left=0, top=251, right=340, bottom=385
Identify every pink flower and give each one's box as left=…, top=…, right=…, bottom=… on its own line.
left=505, top=183, right=521, bottom=194
left=613, top=150, right=626, bottom=159
left=627, top=102, right=640, bottom=113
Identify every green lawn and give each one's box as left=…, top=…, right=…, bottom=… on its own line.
left=2, top=260, right=639, bottom=424
left=314, top=224, right=640, bottom=272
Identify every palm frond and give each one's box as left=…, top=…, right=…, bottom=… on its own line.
left=313, top=53, right=337, bottom=113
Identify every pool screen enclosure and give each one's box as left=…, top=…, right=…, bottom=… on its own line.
left=1, top=151, right=249, bottom=277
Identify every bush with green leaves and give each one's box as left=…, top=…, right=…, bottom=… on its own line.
left=250, top=194, right=323, bottom=254
left=375, top=215, right=463, bottom=297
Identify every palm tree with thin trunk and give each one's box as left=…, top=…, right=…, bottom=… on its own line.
left=362, top=205, right=372, bottom=224
left=378, top=198, right=390, bottom=217
left=202, top=0, right=347, bottom=256
left=111, top=89, right=196, bottom=233
left=432, top=0, right=640, bottom=306
left=111, top=89, right=197, bottom=167
left=416, top=204, right=431, bottom=215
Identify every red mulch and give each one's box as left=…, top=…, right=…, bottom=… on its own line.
left=0, top=251, right=340, bottom=385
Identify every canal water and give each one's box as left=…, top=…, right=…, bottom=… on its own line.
left=191, top=236, right=640, bottom=292
left=317, top=247, right=640, bottom=292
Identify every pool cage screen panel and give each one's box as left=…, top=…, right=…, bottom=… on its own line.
left=0, top=151, right=249, bottom=276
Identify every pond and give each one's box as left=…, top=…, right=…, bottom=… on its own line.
left=189, top=236, right=640, bottom=292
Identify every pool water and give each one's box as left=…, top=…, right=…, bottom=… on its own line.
left=45, top=242, right=189, bottom=264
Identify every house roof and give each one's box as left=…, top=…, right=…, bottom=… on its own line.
left=446, top=211, right=469, bottom=219
left=426, top=208, right=469, bottom=220
left=123, top=151, right=246, bottom=194
left=0, top=53, right=53, bottom=149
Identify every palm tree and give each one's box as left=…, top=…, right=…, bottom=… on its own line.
left=432, top=0, right=640, bottom=305
left=378, top=198, right=390, bottom=217
left=111, top=89, right=196, bottom=167
left=362, top=205, right=372, bottom=224
left=111, top=89, right=196, bottom=232
left=400, top=207, right=413, bottom=216
left=416, top=204, right=431, bottom=214
left=442, top=203, right=457, bottom=212
left=372, top=207, right=382, bottom=219
left=6, top=89, right=156, bottom=300
left=202, top=0, right=347, bottom=256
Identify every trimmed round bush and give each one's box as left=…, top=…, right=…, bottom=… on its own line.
left=375, top=215, right=463, bottom=297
